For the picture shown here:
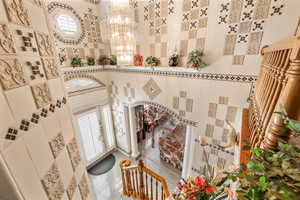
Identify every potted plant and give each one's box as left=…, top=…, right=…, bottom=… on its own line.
left=169, top=49, right=179, bottom=67
left=87, top=57, right=95, bottom=66
left=108, top=55, right=117, bottom=65
left=145, top=56, right=160, bottom=67
left=228, top=106, right=300, bottom=200
left=134, top=54, right=143, bottom=66
left=187, top=50, right=206, bottom=69
left=98, top=55, right=109, bottom=65
left=71, top=56, right=84, bottom=68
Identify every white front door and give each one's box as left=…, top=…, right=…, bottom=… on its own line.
left=76, top=109, right=106, bottom=163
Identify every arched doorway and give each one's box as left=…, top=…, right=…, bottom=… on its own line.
left=126, top=101, right=197, bottom=179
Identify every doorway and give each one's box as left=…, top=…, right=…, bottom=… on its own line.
left=75, top=108, right=107, bottom=164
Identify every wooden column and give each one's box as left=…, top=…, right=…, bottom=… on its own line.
left=138, top=160, right=145, bottom=200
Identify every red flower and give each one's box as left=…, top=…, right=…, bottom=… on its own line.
left=205, top=186, right=215, bottom=194
left=195, top=176, right=206, bottom=188
left=189, top=194, right=196, bottom=200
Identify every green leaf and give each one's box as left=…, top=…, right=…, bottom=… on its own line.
left=252, top=148, right=263, bottom=156
left=259, top=176, right=268, bottom=190
left=242, top=145, right=251, bottom=150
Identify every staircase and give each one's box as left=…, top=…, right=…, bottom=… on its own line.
left=120, top=159, right=171, bottom=200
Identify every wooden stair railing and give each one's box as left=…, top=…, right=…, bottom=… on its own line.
left=120, top=159, right=171, bottom=200
left=240, top=27, right=300, bottom=163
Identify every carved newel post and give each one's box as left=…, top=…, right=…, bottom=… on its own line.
left=262, top=59, right=300, bottom=150
left=138, top=160, right=145, bottom=199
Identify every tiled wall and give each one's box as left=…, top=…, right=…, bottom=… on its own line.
left=134, top=0, right=299, bottom=74
left=0, top=0, right=92, bottom=199
left=44, top=0, right=111, bottom=68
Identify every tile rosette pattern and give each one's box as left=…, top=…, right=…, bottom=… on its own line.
left=31, top=82, right=52, bottom=108
left=49, top=133, right=65, bottom=158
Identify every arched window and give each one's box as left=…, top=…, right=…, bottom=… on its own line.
left=56, top=14, right=78, bottom=36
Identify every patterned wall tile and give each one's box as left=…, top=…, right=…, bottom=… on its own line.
left=172, top=90, right=194, bottom=117
left=229, top=0, right=243, bottom=23
left=13, top=28, right=39, bottom=56
left=66, top=176, right=77, bottom=200
left=254, top=0, right=271, bottom=20
left=42, top=58, right=59, bottom=80
left=31, top=82, right=52, bottom=108
left=3, top=0, right=30, bottom=26
left=49, top=133, right=65, bottom=158
left=123, top=82, right=135, bottom=102
left=223, top=35, right=237, bottom=55
left=0, top=57, right=26, bottom=90
left=67, top=138, right=82, bottom=171
left=78, top=174, right=90, bottom=200
left=41, top=164, right=65, bottom=200
left=233, top=55, right=245, bottom=65
left=0, top=24, right=16, bottom=54
left=143, top=78, right=162, bottom=100
left=35, top=32, right=55, bottom=57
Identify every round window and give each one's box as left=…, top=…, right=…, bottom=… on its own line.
left=56, top=14, right=78, bottom=36
left=48, top=2, right=85, bottom=45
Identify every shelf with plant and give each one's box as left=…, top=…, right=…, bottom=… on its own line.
left=145, top=56, right=160, bottom=67
left=71, top=56, right=84, bottom=68
left=187, top=50, right=206, bottom=70
left=227, top=105, right=300, bottom=200
left=98, top=55, right=109, bottom=65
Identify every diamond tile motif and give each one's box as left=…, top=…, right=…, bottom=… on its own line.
left=143, top=78, right=162, bottom=100
left=49, top=133, right=65, bottom=158
left=66, top=176, right=77, bottom=200
left=41, top=164, right=65, bottom=200
left=67, top=138, right=82, bottom=171
left=79, top=174, right=90, bottom=200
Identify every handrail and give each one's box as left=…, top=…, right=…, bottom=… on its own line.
left=120, top=159, right=171, bottom=200
left=245, top=26, right=300, bottom=152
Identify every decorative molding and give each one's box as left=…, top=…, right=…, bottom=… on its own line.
left=62, top=66, right=257, bottom=83
left=84, top=0, right=100, bottom=4
left=0, top=24, right=16, bottom=54
left=35, top=32, right=55, bottom=57
left=64, top=73, right=106, bottom=87
left=47, top=2, right=86, bottom=45
left=42, top=58, right=59, bottom=80
left=0, top=57, right=26, bottom=90
left=3, top=0, right=30, bottom=26
left=130, top=101, right=198, bottom=126
left=31, top=82, right=52, bottom=108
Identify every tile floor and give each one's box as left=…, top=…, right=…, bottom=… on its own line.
left=88, top=121, right=182, bottom=200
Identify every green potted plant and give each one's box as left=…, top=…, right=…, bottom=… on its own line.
left=145, top=56, right=160, bottom=67
left=227, top=106, right=300, bottom=200
left=87, top=57, right=95, bottom=66
left=71, top=56, right=84, bottom=68
left=98, top=55, right=109, bottom=65
left=187, top=50, right=206, bottom=70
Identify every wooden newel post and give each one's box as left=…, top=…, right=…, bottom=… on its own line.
left=138, top=159, right=145, bottom=199
left=120, top=160, right=132, bottom=197
left=262, top=59, right=300, bottom=150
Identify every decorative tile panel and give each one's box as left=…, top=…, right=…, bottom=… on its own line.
left=31, top=82, right=52, bottom=108
left=3, top=0, right=30, bottom=26
left=42, top=58, right=59, bottom=80
left=49, top=133, right=65, bottom=158
left=0, top=24, right=16, bottom=54
left=66, top=176, right=77, bottom=200
left=0, top=57, right=26, bottom=90
left=78, top=174, right=90, bottom=200
left=35, top=32, right=55, bottom=57
left=41, top=164, right=65, bottom=200
left=14, top=29, right=38, bottom=55
left=143, top=78, right=162, bottom=100
left=67, top=138, right=81, bottom=171
left=172, top=91, right=194, bottom=117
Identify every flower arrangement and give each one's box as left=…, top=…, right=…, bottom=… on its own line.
left=145, top=56, right=160, bottom=67
left=227, top=105, right=300, bottom=200
left=108, top=55, right=117, bottom=65
left=98, top=55, right=109, bottom=65
left=187, top=50, right=206, bottom=69
left=169, top=48, right=179, bottom=67
left=87, top=57, right=95, bottom=66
